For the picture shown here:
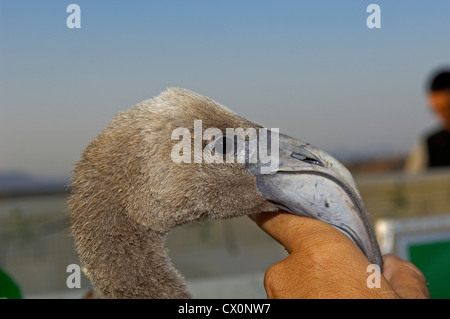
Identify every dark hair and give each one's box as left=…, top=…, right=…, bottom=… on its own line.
left=429, top=70, right=450, bottom=92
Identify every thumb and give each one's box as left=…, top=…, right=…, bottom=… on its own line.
left=249, top=211, right=362, bottom=256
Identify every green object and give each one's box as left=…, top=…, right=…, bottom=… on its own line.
left=409, top=240, right=450, bottom=299
left=0, top=268, right=22, bottom=299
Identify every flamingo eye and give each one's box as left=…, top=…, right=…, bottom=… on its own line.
left=213, top=134, right=237, bottom=157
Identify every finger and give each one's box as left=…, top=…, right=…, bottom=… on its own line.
left=382, top=254, right=430, bottom=299
left=249, top=211, right=365, bottom=259
left=249, top=211, right=304, bottom=253
left=249, top=211, right=340, bottom=254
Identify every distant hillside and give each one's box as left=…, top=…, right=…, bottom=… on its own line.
left=0, top=153, right=406, bottom=197
left=0, top=172, right=70, bottom=197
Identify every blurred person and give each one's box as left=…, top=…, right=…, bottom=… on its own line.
left=405, top=69, right=450, bottom=173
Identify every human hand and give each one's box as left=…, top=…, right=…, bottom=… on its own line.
left=250, top=212, right=429, bottom=299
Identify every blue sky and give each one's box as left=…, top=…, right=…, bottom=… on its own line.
left=1, top=1, right=450, bottom=178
